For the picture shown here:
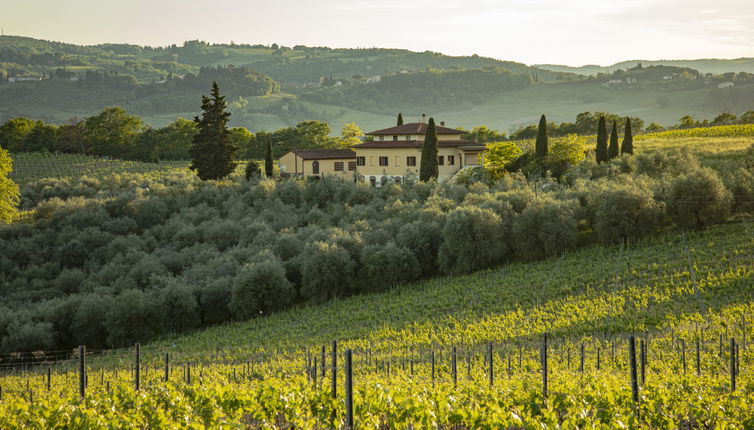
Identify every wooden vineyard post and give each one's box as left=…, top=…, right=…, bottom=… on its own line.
left=681, top=339, right=687, bottom=374
left=541, top=333, right=548, bottom=400
left=629, top=336, right=639, bottom=406
left=187, top=362, right=191, bottom=385
left=344, top=349, right=353, bottom=430
left=46, top=365, right=51, bottom=391
left=431, top=349, right=435, bottom=387
left=452, top=346, right=457, bottom=388
left=596, top=347, right=601, bottom=371
left=78, top=345, right=86, bottom=398
left=467, top=351, right=472, bottom=380
left=640, top=339, right=646, bottom=386
left=164, top=353, right=169, bottom=382
left=331, top=340, right=337, bottom=399
left=321, top=345, right=326, bottom=379
left=730, top=338, right=736, bottom=392
left=488, top=342, right=494, bottom=388
left=135, top=343, right=140, bottom=391
left=696, top=339, right=701, bottom=376
left=579, top=343, right=585, bottom=373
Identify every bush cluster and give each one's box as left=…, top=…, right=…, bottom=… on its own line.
left=0, top=147, right=751, bottom=352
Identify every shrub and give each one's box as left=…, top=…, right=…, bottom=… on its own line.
left=593, top=184, right=665, bottom=244
left=72, top=294, right=112, bottom=348
left=105, top=289, right=157, bottom=346
left=230, top=258, right=295, bottom=319
left=361, top=243, right=420, bottom=290
left=159, top=281, right=201, bottom=333
left=724, top=168, right=754, bottom=213
left=198, top=279, right=232, bottom=325
left=1, top=321, right=55, bottom=352
left=635, top=149, right=700, bottom=178
left=438, top=206, right=509, bottom=274
left=300, top=242, right=355, bottom=302
left=667, top=168, right=733, bottom=230
left=512, top=198, right=579, bottom=260
left=396, top=221, right=442, bottom=277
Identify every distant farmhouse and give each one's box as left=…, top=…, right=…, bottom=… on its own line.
left=279, top=116, right=485, bottom=186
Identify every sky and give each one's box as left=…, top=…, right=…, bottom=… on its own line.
left=2, top=0, right=753, bottom=66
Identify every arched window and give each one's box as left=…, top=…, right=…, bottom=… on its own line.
left=312, top=160, right=319, bottom=174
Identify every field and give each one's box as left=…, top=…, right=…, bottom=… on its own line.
left=0, top=220, right=752, bottom=427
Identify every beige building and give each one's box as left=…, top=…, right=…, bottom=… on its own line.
left=279, top=120, right=484, bottom=186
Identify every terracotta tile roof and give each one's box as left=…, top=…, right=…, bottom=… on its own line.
left=365, top=122, right=465, bottom=136
left=352, top=139, right=477, bottom=149
left=293, top=149, right=356, bottom=160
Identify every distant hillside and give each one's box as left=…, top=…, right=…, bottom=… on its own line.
left=536, top=58, right=754, bottom=76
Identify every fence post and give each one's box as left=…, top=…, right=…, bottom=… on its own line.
left=46, top=365, right=51, bottom=391
left=431, top=349, right=435, bottom=387
left=695, top=339, right=701, bottom=376
left=681, top=339, right=687, bottom=374
left=78, top=345, right=85, bottom=398
left=134, top=343, right=140, bottom=391
left=452, top=346, right=457, bottom=388
left=187, top=362, right=191, bottom=385
left=640, top=339, right=646, bottom=386
left=344, top=349, right=353, bottom=430
left=321, top=345, right=326, bottom=379
left=629, top=336, right=639, bottom=406
left=331, top=340, right=337, bottom=399
left=596, top=347, right=601, bottom=371
left=579, top=343, right=585, bottom=373
left=488, top=342, right=493, bottom=387
left=164, top=353, right=169, bottom=382
left=542, top=333, right=548, bottom=399
left=730, top=338, right=736, bottom=392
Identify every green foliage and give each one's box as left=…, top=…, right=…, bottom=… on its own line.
left=512, top=197, right=579, bottom=260
left=535, top=114, right=548, bottom=161
left=361, top=243, right=420, bottom=289
left=189, top=82, right=238, bottom=180
left=607, top=120, right=619, bottom=160
left=667, top=168, right=732, bottom=230
left=264, top=137, right=273, bottom=178
left=463, top=125, right=507, bottom=143
left=159, top=281, right=201, bottom=333
left=595, top=116, right=608, bottom=163
left=105, top=289, right=157, bottom=346
left=544, top=134, right=587, bottom=176
left=621, top=118, right=634, bottom=155
left=231, top=258, right=294, bottom=319
left=244, top=161, right=261, bottom=180
left=438, top=206, right=510, bottom=273
left=593, top=181, right=665, bottom=244
left=396, top=113, right=403, bottom=126
left=483, top=141, right=522, bottom=178
left=0, top=147, right=19, bottom=223
left=300, top=242, right=355, bottom=302
left=419, top=118, right=439, bottom=182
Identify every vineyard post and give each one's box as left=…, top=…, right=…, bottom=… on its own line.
left=507, top=355, right=511, bottom=377
left=46, top=365, right=50, bottom=391
left=640, top=339, right=646, bottom=386
left=452, top=346, right=457, bottom=388
left=596, top=347, right=601, bottom=371
left=331, top=340, right=337, bottom=399
left=730, top=338, right=736, bottom=392
left=629, top=336, right=639, bottom=406
left=488, top=342, right=493, bottom=388
left=321, top=345, right=326, bottom=379
left=541, top=333, right=548, bottom=399
left=344, top=349, right=353, bottom=430
left=467, top=351, right=471, bottom=379
left=695, top=339, right=701, bottom=376
left=313, top=357, right=318, bottom=385
left=681, top=339, right=687, bottom=374
left=187, top=362, right=191, bottom=385
left=135, top=343, right=140, bottom=391
left=431, top=349, right=435, bottom=387
left=579, top=343, right=584, bottom=373
left=78, top=345, right=85, bottom=398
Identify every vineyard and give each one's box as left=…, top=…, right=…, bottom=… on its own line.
left=636, top=124, right=754, bottom=140
left=0, top=220, right=752, bottom=428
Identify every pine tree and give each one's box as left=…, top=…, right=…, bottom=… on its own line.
left=608, top=120, right=619, bottom=160
left=264, top=136, right=274, bottom=177
left=189, top=82, right=237, bottom=180
left=535, top=114, right=548, bottom=161
left=397, top=113, right=404, bottom=126
left=621, top=118, right=634, bottom=155
left=419, top=117, right=439, bottom=182
left=595, top=116, right=608, bottom=163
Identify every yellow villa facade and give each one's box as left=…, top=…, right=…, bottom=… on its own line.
left=279, top=120, right=485, bottom=186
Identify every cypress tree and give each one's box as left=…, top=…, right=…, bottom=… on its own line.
left=397, top=113, right=404, bottom=126
left=621, top=118, right=634, bottom=155
left=419, top=118, right=439, bottom=182
left=264, top=137, right=273, bottom=177
left=608, top=120, right=619, bottom=160
left=535, top=114, right=548, bottom=161
left=189, top=82, right=237, bottom=180
left=595, top=116, right=608, bottom=163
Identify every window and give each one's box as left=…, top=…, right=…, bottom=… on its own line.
left=392, top=135, right=398, bottom=141
left=312, top=160, right=320, bottom=174
left=379, top=156, right=389, bottom=166
left=448, top=155, right=455, bottom=166
left=348, top=161, right=357, bottom=171
left=334, top=162, right=344, bottom=171
left=407, top=156, right=417, bottom=166
left=356, top=156, right=366, bottom=166
left=405, top=135, right=410, bottom=140
left=379, top=136, right=384, bottom=141
left=438, top=156, right=445, bottom=166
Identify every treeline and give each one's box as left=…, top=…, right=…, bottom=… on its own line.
left=0, top=143, right=752, bottom=352
left=302, top=68, right=534, bottom=113
left=0, top=108, right=350, bottom=162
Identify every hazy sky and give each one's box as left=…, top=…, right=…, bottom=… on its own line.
left=3, top=0, right=753, bottom=66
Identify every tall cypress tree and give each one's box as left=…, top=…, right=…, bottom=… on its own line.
left=189, top=82, right=237, bottom=180
left=397, top=113, right=404, bottom=126
left=419, top=117, right=439, bottom=182
left=264, top=136, right=273, bottom=177
left=621, top=118, right=634, bottom=155
left=608, top=120, right=619, bottom=160
left=535, top=114, right=548, bottom=161
left=595, top=116, right=608, bottom=163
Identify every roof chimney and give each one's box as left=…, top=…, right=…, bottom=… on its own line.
left=440, top=121, right=445, bottom=126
